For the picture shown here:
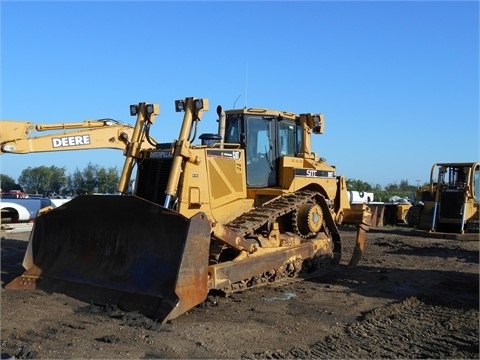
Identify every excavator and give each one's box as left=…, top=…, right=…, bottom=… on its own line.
left=6, top=98, right=371, bottom=323
left=406, top=162, right=479, bottom=239
left=1, top=117, right=154, bottom=222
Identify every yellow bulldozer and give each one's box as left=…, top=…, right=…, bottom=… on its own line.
left=406, top=162, right=480, bottom=239
left=6, top=97, right=371, bottom=323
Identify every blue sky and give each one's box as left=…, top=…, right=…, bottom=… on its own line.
left=1, top=0, right=479, bottom=188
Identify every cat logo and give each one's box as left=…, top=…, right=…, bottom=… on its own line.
left=150, top=150, right=172, bottom=158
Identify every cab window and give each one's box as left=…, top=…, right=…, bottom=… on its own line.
left=278, top=120, right=296, bottom=156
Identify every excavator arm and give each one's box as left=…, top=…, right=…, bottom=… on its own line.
left=0, top=119, right=156, bottom=155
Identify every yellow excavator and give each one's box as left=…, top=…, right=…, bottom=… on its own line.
left=0, top=117, right=155, bottom=223
left=6, top=98, right=371, bottom=323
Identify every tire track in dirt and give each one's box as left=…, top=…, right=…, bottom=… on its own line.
left=247, top=297, right=479, bottom=359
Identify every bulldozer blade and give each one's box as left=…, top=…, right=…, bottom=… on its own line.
left=5, top=195, right=212, bottom=323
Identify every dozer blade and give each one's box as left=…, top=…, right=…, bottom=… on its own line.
left=5, top=195, right=212, bottom=323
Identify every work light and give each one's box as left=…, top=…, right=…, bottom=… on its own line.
left=129, top=105, right=138, bottom=116
left=146, top=104, right=155, bottom=115
left=175, top=100, right=185, bottom=112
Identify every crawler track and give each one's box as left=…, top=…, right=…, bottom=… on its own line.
left=466, top=209, right=479, bottom=233
left=210, top=190, right=341, bottom=294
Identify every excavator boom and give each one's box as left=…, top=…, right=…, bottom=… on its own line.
left=0, top=119, right=156, bottom=155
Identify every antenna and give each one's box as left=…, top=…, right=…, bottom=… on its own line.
left=245, top=61, right=248, bottom=107
left=233, top=62, right=249, bottom=109
left=233, top=94, right=241, bottom=109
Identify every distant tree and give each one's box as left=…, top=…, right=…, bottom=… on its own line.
left=346, top=179, right=373, bottom=192
left=372, top=184, right=383, bottom=193
left=68, top=165, right=95, bottom=195
left=82, top=163, right=99, bottom=193
left=48, top=166, right=68, bottom=194
left=68, top=162, right=120, bottom=195
left=398, top=179, right=413, bottom=192
left=17, top=166, right=67, bottom=195
left=18, top=166, right=49, bottom=194
left=379, top=179, right=417, bottom=201
left=97, top=166, right=120, bottom=194
left=345, top=179, right=418, bottom=202
left=384, top=182, right=399, bottom=193
left=67, top=169, right=86, bottom=195
left=0, top=174, right=22, bottom=192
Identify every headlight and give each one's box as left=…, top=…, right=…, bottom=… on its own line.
left=194, top=99, right=204, bottom=110
left=175, top=100, right=185, bottom=112
left=129, top=105, right=138, bottom=116
left=146, top=104, right=154, bottom=114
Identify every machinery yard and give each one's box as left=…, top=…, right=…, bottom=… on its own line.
left=2, top=2, right=478, bottom=358
left=1, top=99, right=479, bottom=359
left=1, top=225, right=478, bottom=359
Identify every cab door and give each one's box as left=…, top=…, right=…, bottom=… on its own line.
left=245, top=116, right=275, bottom=187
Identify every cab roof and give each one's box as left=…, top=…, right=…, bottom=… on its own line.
left=224, top=108, right=297, bottom=121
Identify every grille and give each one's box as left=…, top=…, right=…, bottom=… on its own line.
left=439, top=191, right=463, bottom=220
left=135, top=157, right=173, bottom=206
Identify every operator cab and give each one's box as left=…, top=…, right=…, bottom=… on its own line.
left=223, top=110, right=301, bottom=188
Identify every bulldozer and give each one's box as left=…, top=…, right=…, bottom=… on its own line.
left=406, top=162, right=480, bottom=239
left=6, top=97, right=371, bottom=323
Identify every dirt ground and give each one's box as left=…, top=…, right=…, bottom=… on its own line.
left=1, top=225, right=479, bottom=359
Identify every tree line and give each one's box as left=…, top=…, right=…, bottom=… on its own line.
left=1, top=163, right=121, bottom=196
left=1, top=163, right=424, bottom=200
left=345, top=178, right=422, bottom=202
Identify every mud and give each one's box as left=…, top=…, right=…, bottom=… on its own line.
left=1, top=225, right=478, bottom=359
